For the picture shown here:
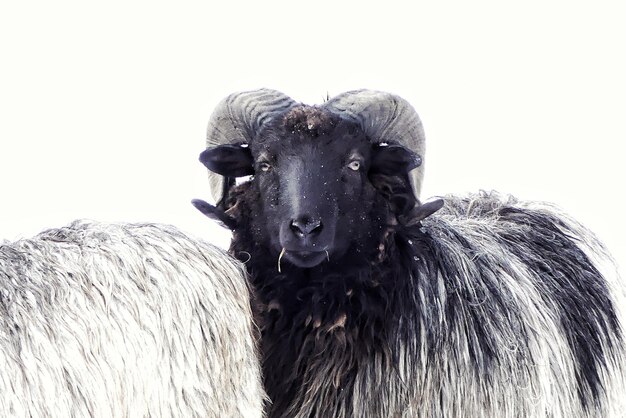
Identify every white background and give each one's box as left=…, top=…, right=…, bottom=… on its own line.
left=1, top=1, right=624, bottom=274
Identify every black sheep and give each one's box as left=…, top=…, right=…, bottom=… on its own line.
left=195, top=89, right=626, bottom=418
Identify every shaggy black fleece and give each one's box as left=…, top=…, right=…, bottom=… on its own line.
left=216, top=183, right=624, bottom=418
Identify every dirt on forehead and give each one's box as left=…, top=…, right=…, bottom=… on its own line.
left=281, top=105, right=338, bottom=138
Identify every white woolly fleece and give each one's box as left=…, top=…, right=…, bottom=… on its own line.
left=0, top=221, right=264, bottom=418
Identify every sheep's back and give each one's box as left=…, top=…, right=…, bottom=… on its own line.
left=406, top=191, right=626, bottom=417
left=0, top=220, right=264, bottom=418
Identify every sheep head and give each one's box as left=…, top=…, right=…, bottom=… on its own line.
left=203, top=89, right=426, bottom=203
left=199, top=91, right=426, bottom=269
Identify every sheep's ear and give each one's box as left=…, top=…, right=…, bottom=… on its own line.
left=370, top=144, right=422, bottom=175
left=199, top=144, right=254, bottom=177
left=191, top=199, right=237, bottom=230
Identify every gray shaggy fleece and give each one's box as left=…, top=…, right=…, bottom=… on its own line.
left=0, top=221, right=264, bottom=417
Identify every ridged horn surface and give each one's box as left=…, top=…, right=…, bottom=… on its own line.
left=206, top=89, right=296, bottom=202
left=323, top=90, right=426, bottom=198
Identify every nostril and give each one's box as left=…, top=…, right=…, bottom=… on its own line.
left=290, top=217, right=323, bottom=237
left=308, top=219, right=323, bottom=235
left=290, top=220, right=305, bottom=236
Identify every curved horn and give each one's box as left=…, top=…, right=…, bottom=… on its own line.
left=206, top=89, right=297, bottom=203
left=323, top=90, right=425, bottom=198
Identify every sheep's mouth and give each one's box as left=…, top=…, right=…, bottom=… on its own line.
left=283, top=249, right=328, bottom=268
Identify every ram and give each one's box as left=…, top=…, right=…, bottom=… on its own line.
left=0, top=220, right=264, bottom=417
left=195, top=89, right=626, bottom=418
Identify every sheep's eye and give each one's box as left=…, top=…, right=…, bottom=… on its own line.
left=347, top=160, right=361, bottom=171
left=259, top=162, right=272, bottom=172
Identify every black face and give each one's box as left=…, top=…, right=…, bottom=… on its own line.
left=200, top=107, right=421, bottom=268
